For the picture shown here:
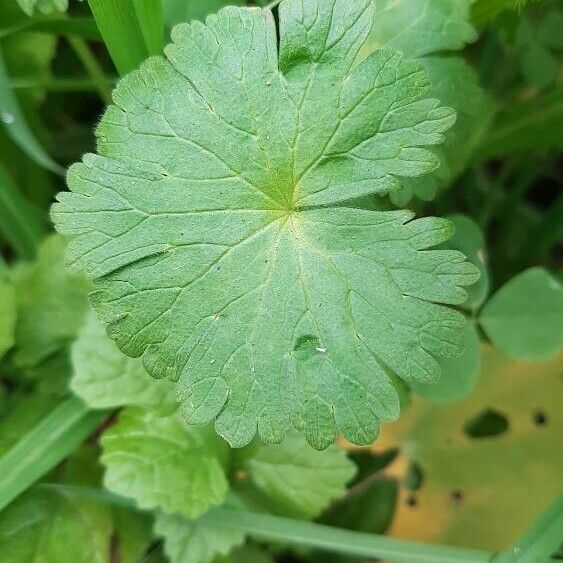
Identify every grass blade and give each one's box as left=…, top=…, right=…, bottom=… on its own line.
left=0, top=17, right=101, bottom=41
left=0, top=398, right=107, bottom=512
left=132, top=0, right=164, bottom=56
left=493, top=495, right=563, bottom=562
left=0, top=48, right=64, bottom=175
left=67, top=36, right=112, bottom=103
left=0, top=163, right=45, bottom=259
left=87, top=0, right=148, bottom=75
left=203, top=508, right=493, bottom=563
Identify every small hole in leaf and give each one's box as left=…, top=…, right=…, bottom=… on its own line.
left=532, top=409, right=548, bottom=427
left=404, top=462, right=424, bottom=491
left=464, top=408, right=509, bottom=438
left=451, top=490, right=464, bottom=504
left=406, top=494, right=417, bottom=508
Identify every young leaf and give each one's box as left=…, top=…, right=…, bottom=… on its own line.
left=155, top=511, right=245, bottom=563
left=52, top=0, right=479, bottom=450
left=101, top=407, right=230, bottom=518
left=410, top=322, right=481, bottom=404
left=71, top=310, right=177, bottom=411
left=362, top=0, right=477, bottom=59
left=236, top=432, right=356, bottom=519
left=480, top=268, right=563, bottom=361
left=11, top=235, right=90, bottom=368
left=0, top=278, right=16, bottom=361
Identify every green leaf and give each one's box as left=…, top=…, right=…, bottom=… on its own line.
left=52, top=0, right=479, bottom=450
left=87, top=0, right=159, bottom=76
left=475, top=84, right=563, bottom=160
left=101, top=407, right=230, bottom=518
left=361, top=0, right=476, bottom=59
left=441, top=214, right=489, bottom=310
left=0, top=445, right=113, bottom=563
left=17, top=0, right=68, bottom=17
left=113, top=507, right=154, bottom=563
left=480, top=268, right=563, bottom=361
left=321, top=477, right=398, bottom=535
left=71, top=309, right=177, bottom=411
left=410, top=322, right=481, bottom=404
left=236, top=432, right=355, bottom=519
left=0, top=46, right=63, bottom=175
left=0, top=278, right=16, bottom=361
left=0, top=486, right=112, bottom=562
left=0, top=162, right=45, bottom=259
left=0, top=397, right=107, bottom=512
left=162, top=0, right=244, bottom=29
left=391, top=59, right=493, bottom=205
left=155, top=511, right=245, bottom=563
left=11, top=235, right=90, bottom=368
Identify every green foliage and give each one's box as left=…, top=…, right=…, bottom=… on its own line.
left=236, top=432, right=355, bottom=518
left=10, top=236, right=90, bottom=368
left=53, top=0, right=479, bottom=451
left=155, top=511, right=245, bottom=563
left=0, top=278, right=16, bottom=360
left=17, top=0, right=68, bottom=17
left=71, top=310, right=177, bottom=411
left=480, top=268, right=563, bottom=361
left=410, top=322, right=482, bottom=404
left=364, top=0, right=476, bottom=58
left=101, top=407, right=230, bottom=517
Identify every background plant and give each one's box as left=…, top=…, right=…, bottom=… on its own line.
left=0, top=0, right=561, bottom=562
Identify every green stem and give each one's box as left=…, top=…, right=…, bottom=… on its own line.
left=0, top=398, right=108, bottom=512
left=34, top=485, right=493, bottom=563
left=203, top=508, right=493, bottom=563
left=67, top=36, right=113, bottom=104
left=11, top=76, right=117, bottom=93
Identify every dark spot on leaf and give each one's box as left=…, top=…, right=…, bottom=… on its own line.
left=451, top=489, right=464, bottom=504
left=464, top=408, right=509, bottom=438
left=404, top=461, right=424, bottom=491
left=532, top=409, right=548, bottom=427
left=406, top=494, right=417, bottom=508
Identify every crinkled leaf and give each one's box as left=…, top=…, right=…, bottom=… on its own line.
left=0, top=279, right=16, bottom=360
left=52, top=0, right=479, bottom=450
left=101, top=407, right=229, bottom=518
left=155, top=511, right=245, bottom=563
left=480, top=268, right=563, bottom=361
left=236, top=432, right=355, bottom=518
left=11, top=235, right=90, bottom=368
left=72, top=309, right=177, bottom=411
left=17, top=0, right=68, bottom=17
left=410, top=321, right=481, bottom=404
left=361, top=0, right=476, bottom=59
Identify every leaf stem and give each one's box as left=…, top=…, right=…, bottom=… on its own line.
left=67, top=36, right=113, bottom=104
left=34, top=485, right=493, bottom=563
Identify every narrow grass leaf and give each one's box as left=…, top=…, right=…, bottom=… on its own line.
left=132, top=0, right=164, bottom=56
left=0, top=49, right=63, bottom=175
left=0, top=397, right=107, bottom=511
left=0, top=162, right=45, bottom=259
